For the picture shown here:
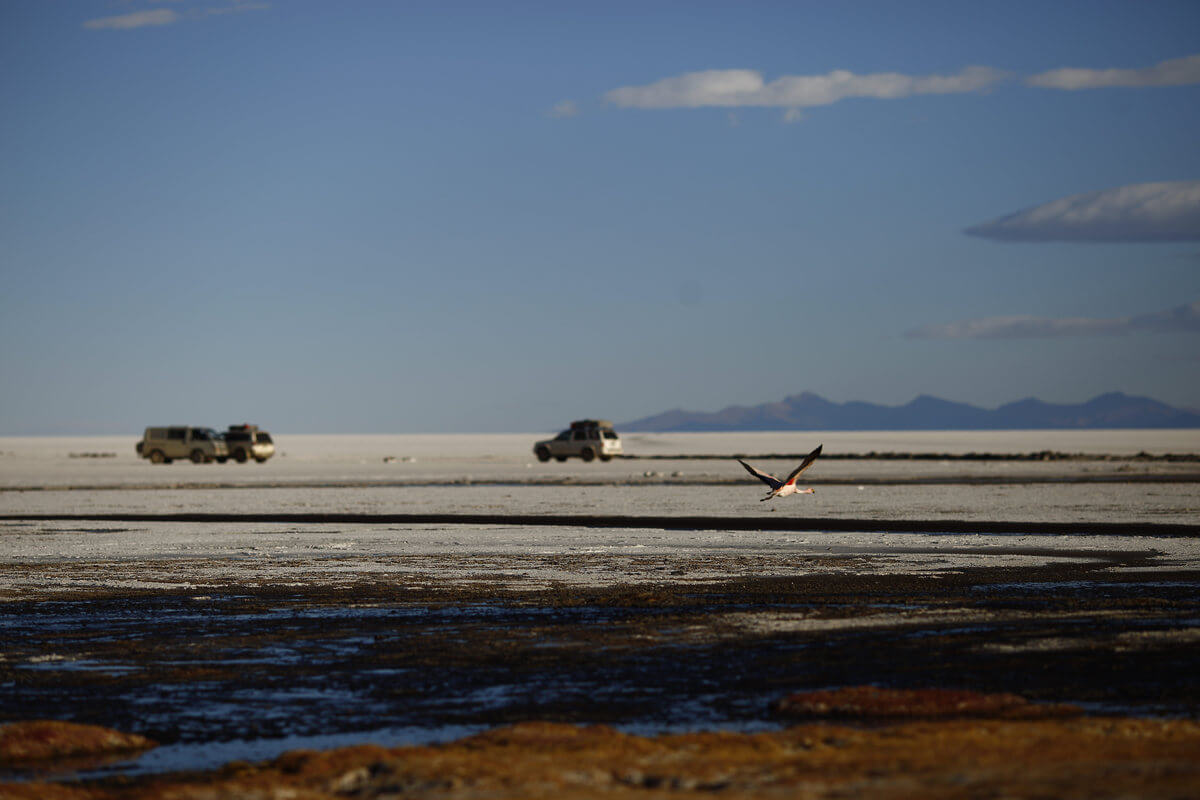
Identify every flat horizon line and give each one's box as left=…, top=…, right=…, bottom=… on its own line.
left=6, top=426, right=1200, bottom=438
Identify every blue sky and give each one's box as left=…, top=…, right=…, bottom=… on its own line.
left=2, top=1, right=1198, bottom=434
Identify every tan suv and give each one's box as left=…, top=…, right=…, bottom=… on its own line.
left=137, top=427, right=228, bottom=464
left=222, top=424, right=275, bottom=463
left=534, top=420, right=623, bottom=462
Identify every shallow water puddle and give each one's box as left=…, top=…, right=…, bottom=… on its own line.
left=2, top=564, right=1198, bottom=782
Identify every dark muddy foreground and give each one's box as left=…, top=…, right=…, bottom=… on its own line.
left=2, top=543, right=1199, bottom=781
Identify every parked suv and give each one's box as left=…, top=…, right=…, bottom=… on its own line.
left=222, top=424, right=275, bottom=463
left=534, top=420, right=623, bottom=462
left=137, top=427, right=228, bottom=464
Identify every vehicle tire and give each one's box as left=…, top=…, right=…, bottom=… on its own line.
left=234, top=449, right=248, bottom=463
left=149, top=449, right=166, bottom=464
left=535, top=446, right=551, bottom=462
left=580, top=447, right=595, bottom=462
left=190, top=449, right=206, bottom=464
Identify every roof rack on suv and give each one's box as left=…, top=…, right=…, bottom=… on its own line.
left=222, top=423, right=276, bottom=464
left=534, top=420, right=623, bottom=463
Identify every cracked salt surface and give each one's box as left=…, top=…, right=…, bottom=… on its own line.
left=3, top=519, right=1196, bottom=597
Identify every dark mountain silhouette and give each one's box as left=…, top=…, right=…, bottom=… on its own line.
left=622, top=391, right=1200, bottom=431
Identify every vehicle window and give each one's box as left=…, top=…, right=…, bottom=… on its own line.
left=573, top=430, right=587, bottom=441
left=256, top=433, right=272, bottom=444
left=190, top=429, right=210, bottom=440
left=603, top=430, right=618, bottom=439
left=167, top=428, right=186, bottom=440
left=555, top=431, right=570, bottom=441
left=588, top=429, right=599, bottom=439
left=227, top=432, right=249, bottom=443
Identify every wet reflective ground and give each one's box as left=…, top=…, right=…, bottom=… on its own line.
left=3, top=545, right=1199, bottom=777
left=3, top=437, right=1198, bottom=786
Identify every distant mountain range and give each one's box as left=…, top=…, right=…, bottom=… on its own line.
left=622, top=392, right=1200, bottom=432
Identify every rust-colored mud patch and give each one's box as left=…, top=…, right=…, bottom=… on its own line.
left=0, top=721, right=155, bottom=767
left=6, top=718, right=1200, bottom=799
left=775, top=686, right=1083, bottom=720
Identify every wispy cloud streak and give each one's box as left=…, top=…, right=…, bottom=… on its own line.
left=906, top=301, right=1200, bottom=340
left=84, top=2, right=268, bottom=30
left=966, top=181, right=1200, bottom=243
left=549, top=100, right=580, bottom=118
left=604, top=65, right=1006, bottom=110
left=1028, top=53, right=1200, bottom=90
left=84, top=9, right=179, bottom=30
left=602, top=53, right=1200, bottom=120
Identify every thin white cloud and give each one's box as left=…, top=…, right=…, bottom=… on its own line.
left=906, top=300, right=1200, bottom=340
left=549, top=100, right=580, bottom=118
left=1028, top=53, right=1200, bottom=90
left=84, top=2, right=268, bottom=30
left=965, top=181, right=1200, bottom=243
left=84, top=9, right=179, bottom=29
left=600, top=54, right=1200, bottom=119
left=604, top=65, right=1006, bottom=110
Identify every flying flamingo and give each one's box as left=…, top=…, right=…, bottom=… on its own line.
left=737, top=444, right=823, bottom=501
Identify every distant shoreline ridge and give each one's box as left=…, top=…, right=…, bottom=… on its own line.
left=621, top=391, right=1200, bottom=432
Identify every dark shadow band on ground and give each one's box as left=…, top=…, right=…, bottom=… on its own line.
left=3, top=512, right=1197, bottom=537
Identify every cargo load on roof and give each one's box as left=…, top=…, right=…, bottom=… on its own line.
left=570, top=419, right=614, bottom=430
left=534, top=420, right=623, bottom=463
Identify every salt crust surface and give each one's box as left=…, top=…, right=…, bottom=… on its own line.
left=1, top=432, right=1197, bottom=594
left=2, top=519, right=1196, bottom=596
left=2, top=431, right=1199, bottom=490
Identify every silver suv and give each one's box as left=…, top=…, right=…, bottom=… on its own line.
left=534, top=420, right=623, bottom=462
left=137, top=427, right=228, bottom=464
left=222, top=424, right=276, bottom=463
